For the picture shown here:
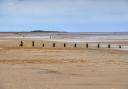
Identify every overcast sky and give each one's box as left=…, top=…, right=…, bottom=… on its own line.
left=0, top=0, right=128, bottom=32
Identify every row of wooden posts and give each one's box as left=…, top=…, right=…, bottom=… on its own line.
left=19, top=41, right=122, bottom=48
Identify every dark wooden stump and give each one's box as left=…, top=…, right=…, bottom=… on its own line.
left=108, top=44, right=110, bottom=48
left=97, top=43, right=100, bottom=48
left=64, top=43, right=66, bottom=48
left=119, top=45, right=121, bottom=48
left=32, top=41, right=35, bottom=47
left=19, top=41, right=23, bottom=47
left=86, top=43, right=88, bottom=48
left=74, top=43, right=76, bottom=48
left=42, top=44, right=44, bottom=47
left=53, top=43, right=55, bottom=47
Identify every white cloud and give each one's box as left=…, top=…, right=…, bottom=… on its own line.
left=0, top=0, right=128, bottom=25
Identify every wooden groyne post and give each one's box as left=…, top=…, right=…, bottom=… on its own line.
left=42, top=44, right=44, bottom=47
left=64, top=43, right=66, bottom=48
left=19, top=41, right=23, bottom=47
left=108, top=44, right=110, bottom=48
left=53, top=43, right=55, bottom=47
left=119, top=45, right=121, bottom=48
left=97, top=43, right=100, bottom=48
left=86, top=43, right=88, bottom=48
left=32, top=41, right=35, bottom=47
left=74, top=43, right=76, bottom=48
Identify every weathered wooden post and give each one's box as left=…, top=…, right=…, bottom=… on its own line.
left=74, top=43, right=76, bottom=48
left=108, top=44, right=110, bottom=48
left=97, top=43, right=100, bottom=48
left=53, top=43, right=55, bottom=48
left=42, top=44, right=44, bottom=47
left=19, top=41, right=23, bottom=47
left=119, top=45, right=121, bottom=48
left=64, top=43, right=66, bottom=48
left=86, top=43, right=88, bottom=48
left=32, top=41, right=35, bottom=47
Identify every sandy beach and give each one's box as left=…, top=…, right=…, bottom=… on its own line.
left=0, top=32, right=128, bottom=89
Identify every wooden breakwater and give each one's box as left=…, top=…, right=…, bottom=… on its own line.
left=0, top=40, right=127, bottom=50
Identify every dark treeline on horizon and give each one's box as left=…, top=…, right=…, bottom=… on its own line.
left=30, top=30, right=66, bottom=33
